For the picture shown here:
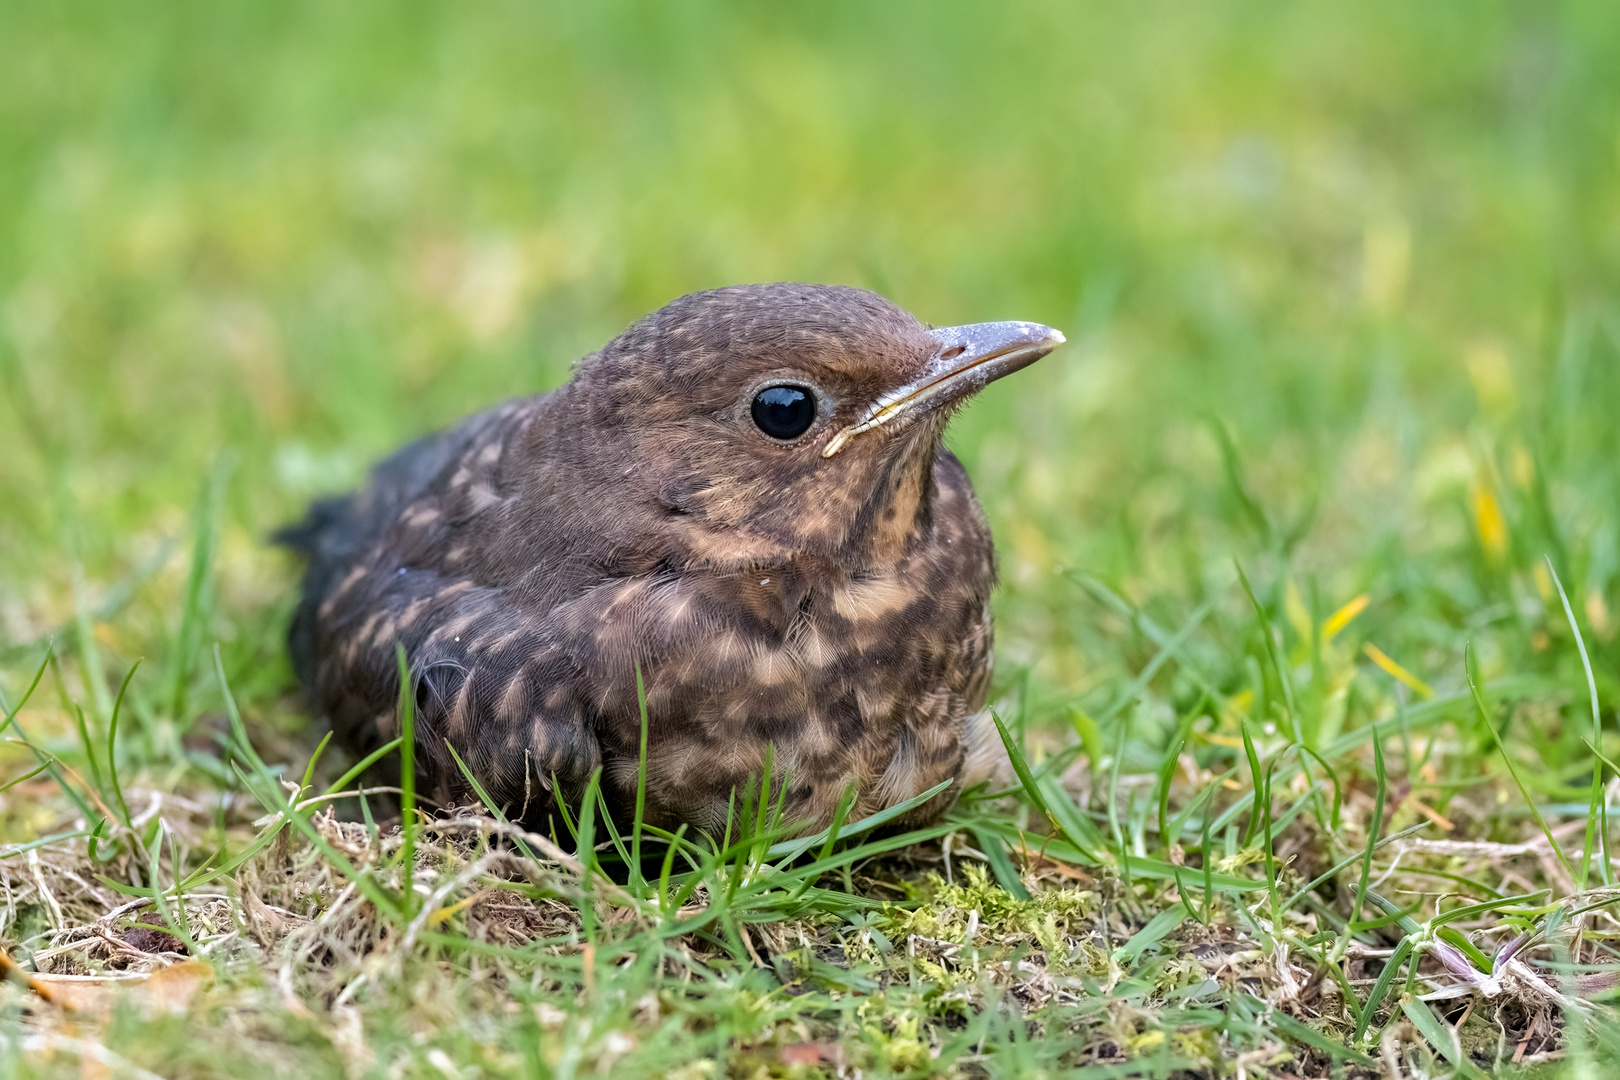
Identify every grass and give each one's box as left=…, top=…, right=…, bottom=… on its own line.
left=2, top=0, right=1620, bottom=1075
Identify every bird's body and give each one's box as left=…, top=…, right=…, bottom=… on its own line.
left=283, top=284, right=1061, bottom=832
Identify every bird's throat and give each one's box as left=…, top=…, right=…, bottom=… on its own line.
left=854, top=433, right=939, bottom=564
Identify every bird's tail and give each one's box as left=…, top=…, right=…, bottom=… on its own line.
left=271, top=495, right=352, bottom=559
left=274, top=494, right=363, bottom=694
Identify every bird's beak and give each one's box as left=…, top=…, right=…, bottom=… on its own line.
left=823, top=321, right=1065, bottom=457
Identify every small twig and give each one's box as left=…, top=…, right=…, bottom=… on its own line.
left=0, top=949, right=58, bottom=1005
left=739, top=923, right=766, bottom=969
left=251, top=786, right=405, bottom=826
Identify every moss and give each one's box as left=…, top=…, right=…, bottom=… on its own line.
left=879, top=865, right=1098, bottom=954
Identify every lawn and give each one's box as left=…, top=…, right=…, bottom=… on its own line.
left=2, top=2, right=1620, bottom=1076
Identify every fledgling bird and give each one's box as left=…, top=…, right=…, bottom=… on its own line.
left=280, top=283, right=1062, bottom=833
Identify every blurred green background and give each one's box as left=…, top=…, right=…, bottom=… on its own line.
left=2, top=1, right=1619, bottom=749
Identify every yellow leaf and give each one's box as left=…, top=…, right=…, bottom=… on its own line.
left=1322, top=594, right=1369, bottom=643
left=428, top=888, right=491, bottom=927
left=1471, top=485, right=1508, bottom=560
left=1363, top=643, right=1434, bottom=699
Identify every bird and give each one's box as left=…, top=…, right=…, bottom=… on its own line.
left=279, top=283, right=1063, bottom=835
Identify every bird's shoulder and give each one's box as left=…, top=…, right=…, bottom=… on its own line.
left=350, top=395, right=554, bottom=574
left=282, top=395, right=542, bottom=560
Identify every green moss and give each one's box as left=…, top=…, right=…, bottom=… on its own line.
left=880, top=865, right=1098, bottom=954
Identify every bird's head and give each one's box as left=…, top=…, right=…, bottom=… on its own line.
left=554, top=283, right=1063, bottom=568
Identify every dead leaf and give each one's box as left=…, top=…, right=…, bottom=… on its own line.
left=781, top=1042, right=842, bottom=1066
left=136, top=961, right=211, bottom=1014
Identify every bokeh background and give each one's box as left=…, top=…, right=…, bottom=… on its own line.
left=2, top=1, right=1619, bottom=761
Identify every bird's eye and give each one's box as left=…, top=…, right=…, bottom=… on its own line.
left=750, top=385, right=817, bottom=440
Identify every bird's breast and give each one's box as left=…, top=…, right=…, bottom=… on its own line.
left=585, top=530, right=994, bottom=831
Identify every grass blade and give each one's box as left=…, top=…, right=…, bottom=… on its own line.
left=445, top=739, right=536, bottom=863
left=168, top=459, right=229, bottom=727
left=632, top=663, right=650, bottom=896
left=1113, top=898, right=1189, bottom=964
left=1400, top=998, right=1489, bottom=1078
left=321, top=736, right=405, bottom=799
left=105, top=658, right=139, bottom=829
left=1465, top=643, right=1574, bottom=881
left=1355, top=934, right=1415, bottom=1043
left=394, top=644, right=418, bottom=917
left=990, top=709, right=1054, bottom=821
left=1155, top=696, right=1201, bottom=848
left=767, top=779, right=949, bottom=864
left=1348, top=725, right=1388, bottom=933
left=1546, top=555, right=1610, bottom=888
left=1068, top=705, right=1104, bottom=770
left=0, top=646, right=52, bottom=740
left=298, top=730, right=333, bottom=797
left=1238, top=717, right=1265, bottom=846
left=1268, top=1011, right=1376, bottom=1068
left=1035, top=773, right=1106, bottom=862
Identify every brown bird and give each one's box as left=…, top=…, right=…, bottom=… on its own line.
left=281, top=283, right=1062, bottom=833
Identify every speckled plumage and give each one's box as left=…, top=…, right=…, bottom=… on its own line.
left=281, top=283, right=1061, bottom=833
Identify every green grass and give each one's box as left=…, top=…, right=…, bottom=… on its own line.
left=2, top=1, right=1620, bottom=1076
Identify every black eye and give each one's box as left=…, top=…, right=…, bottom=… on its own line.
left=750, top=385, right=817, bottom=440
